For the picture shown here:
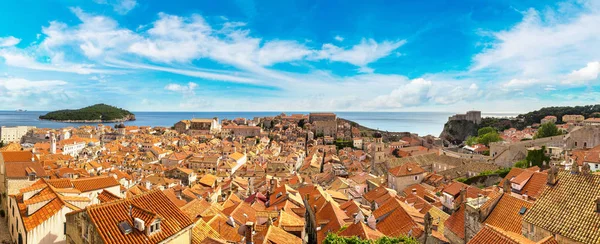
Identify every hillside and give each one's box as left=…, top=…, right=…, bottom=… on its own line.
left=39, top=104, right=135, bottom=122
left=517, top=104, right=600, bottom=125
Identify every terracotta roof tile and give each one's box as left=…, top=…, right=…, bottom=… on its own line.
left=483, top=193, right=532, bottom=233
left=389, top=162, right=425, bottom=177
left=77, top=190, right=194, bottom=244
left=468, top=224, right=535, bottom=244
left=71, top=176, right=120, bottom=192
left=522, top=170, right=600, bottom=244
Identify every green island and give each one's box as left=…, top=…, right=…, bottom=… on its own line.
left=39, top=104, right=136, bottom=123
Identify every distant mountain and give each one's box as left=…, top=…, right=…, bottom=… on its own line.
left=39, top=104, right=135, bottom=123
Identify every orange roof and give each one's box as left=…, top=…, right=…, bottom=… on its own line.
left=483, top=194, right=532, bottom=233
left=1, top=151, right=34, bottom=162
left=445, top=203, right=466, bottom=239
left=255, top=225, right=302, bottom=244
left=468, top=224, right=535, bottom=244
left=389, top=162, right=425, bottom=177
left=75, top=190, right=194, bottom=244
left=97, top=190, right=122, bottom=203
left=339, top=221, right=384, bottom=240
left=71, top=176, right=120, bottom=192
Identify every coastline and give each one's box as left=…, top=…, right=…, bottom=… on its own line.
left=38, top=117, right=136, bottom=123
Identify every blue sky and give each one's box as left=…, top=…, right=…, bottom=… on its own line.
left=0, top=0, right=599, bottom=112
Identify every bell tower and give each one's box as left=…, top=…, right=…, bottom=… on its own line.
left=50, top=132, right=57, bottom=154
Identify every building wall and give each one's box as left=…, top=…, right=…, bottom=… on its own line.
left=565, top=126, right=600, bottom=149
left=387, top=173, right=424, bottom=192
left=1, top=126, right=35, bottom=143
left=26, top=206, right=72, bottom=244
left=443, top=227, right=464, bottom=244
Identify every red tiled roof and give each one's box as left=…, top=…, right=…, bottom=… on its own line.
left=468, top=224, right=535, bottom=244
left=483, top=194, right=532, bottom=233
left=78, top=190, right=194, bottom=244
left=1, top=151, right=34, bottom=162
left=71, top=176, right=120, bottom=192
left=445, top=203, right=466, bottom=239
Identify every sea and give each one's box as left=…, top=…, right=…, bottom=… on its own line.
left=0, top=111, right=519, bottom=136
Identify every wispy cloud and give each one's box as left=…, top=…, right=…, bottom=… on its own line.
left=0, top=36, right=20, bottom=47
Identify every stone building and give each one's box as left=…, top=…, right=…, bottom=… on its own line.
left=0, top=126, right=35, bottom=143
left=387, top=162, right=425, bottom=191
left=308, top=112, right=336, bottom=123
left=448, top=111, right=481, bottom=124
left=313, top=121, right=337, bottom=137
left=562, top=114, right=584, bottom=124
left=564, top=125, right=600, bottom=149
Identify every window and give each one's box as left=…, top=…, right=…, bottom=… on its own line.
left=414, top=176, right=418, bottom=181
left=575, top=142, right=578, bottom=147
left=64, top=222, right=67, bottom=235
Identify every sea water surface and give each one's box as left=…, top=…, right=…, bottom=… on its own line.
left=0, top=111, right=518, bottom=136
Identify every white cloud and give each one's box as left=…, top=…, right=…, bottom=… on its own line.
left=368, top=78, right=433, bottom=108
left=257, top=40, right=313, bottom=66
left=502, top=78, right=543, bottom=89
left=564, top=61, right=600, bottom=84
left=0, top=49, right=113, bottom=74
left=317, top=38, right=406, bottom=71
left=0, top=36, right=20, bottom=47
left=366, top=77, right=481, bottom=109
left=473, top=6, right=600, bottom=78
left=0, top=77, right=69, bottom=105
left=165, top=82, right=198, bottom=95
left=334, top=35, right=344, bottom=42
left=95, top=0, right=137, bottom=15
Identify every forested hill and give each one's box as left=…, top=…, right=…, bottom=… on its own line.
left=517, top=104, right=600, bottom=125
left=39, top=104, right=135, bottom=122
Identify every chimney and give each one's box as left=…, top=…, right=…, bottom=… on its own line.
left=367, top=215, right=376, bottom=230
left=245, top=222, right=254, bottom=244
left=522, top=191, right=528, bottom=200
left=547, top=165, right=558, bottom=185
left=502, top=178, right=511, bottom=193
left=128, top=205, right=133, bottom=219
left=411, top=188, right=417, bottom=195
left=571, top=162, right=580, bottom=174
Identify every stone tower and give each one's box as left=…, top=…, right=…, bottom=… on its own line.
left=370, top=132, right=385, bottom=174
left=50, top=132, right=57, bottom=154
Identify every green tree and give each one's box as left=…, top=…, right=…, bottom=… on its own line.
left=478, top=131, right=501, bottom=146
left=323, top=233, right=418, bottom=244
left=465, top=136, right=477, bottom=146
left=478, top=127, right=495, bottom=137
left=514, top=159, right=528, bottom=168
left=534, top=123, right=562, bottom=139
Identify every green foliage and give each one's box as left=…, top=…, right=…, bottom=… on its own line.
left=514, top=160, right=528, bottom=168
left=392, top=148, right=402, bottom=158
left=456, top=177, right=467, bottom=183
left=534, top=123, right=562, bottom=139
left=478, top=131, right=501, bottom=146
left=0, top=140, right=4, bottom=148
left=478, top=127, right=495, bottom=137
left=518, top=105, right=600, bottom=125
left=466, top=129, right=502, bottom=147
left=465, top=136, right=477, bottom=146
left=525, top=146, right=550, bottom=167
left=323, top=233, right=419, bottom=244
left=39, top=104, right=133, bottom=121
left=335, top=140, right=354, bottom=150
left=298, top=119, right=307, bottom=128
